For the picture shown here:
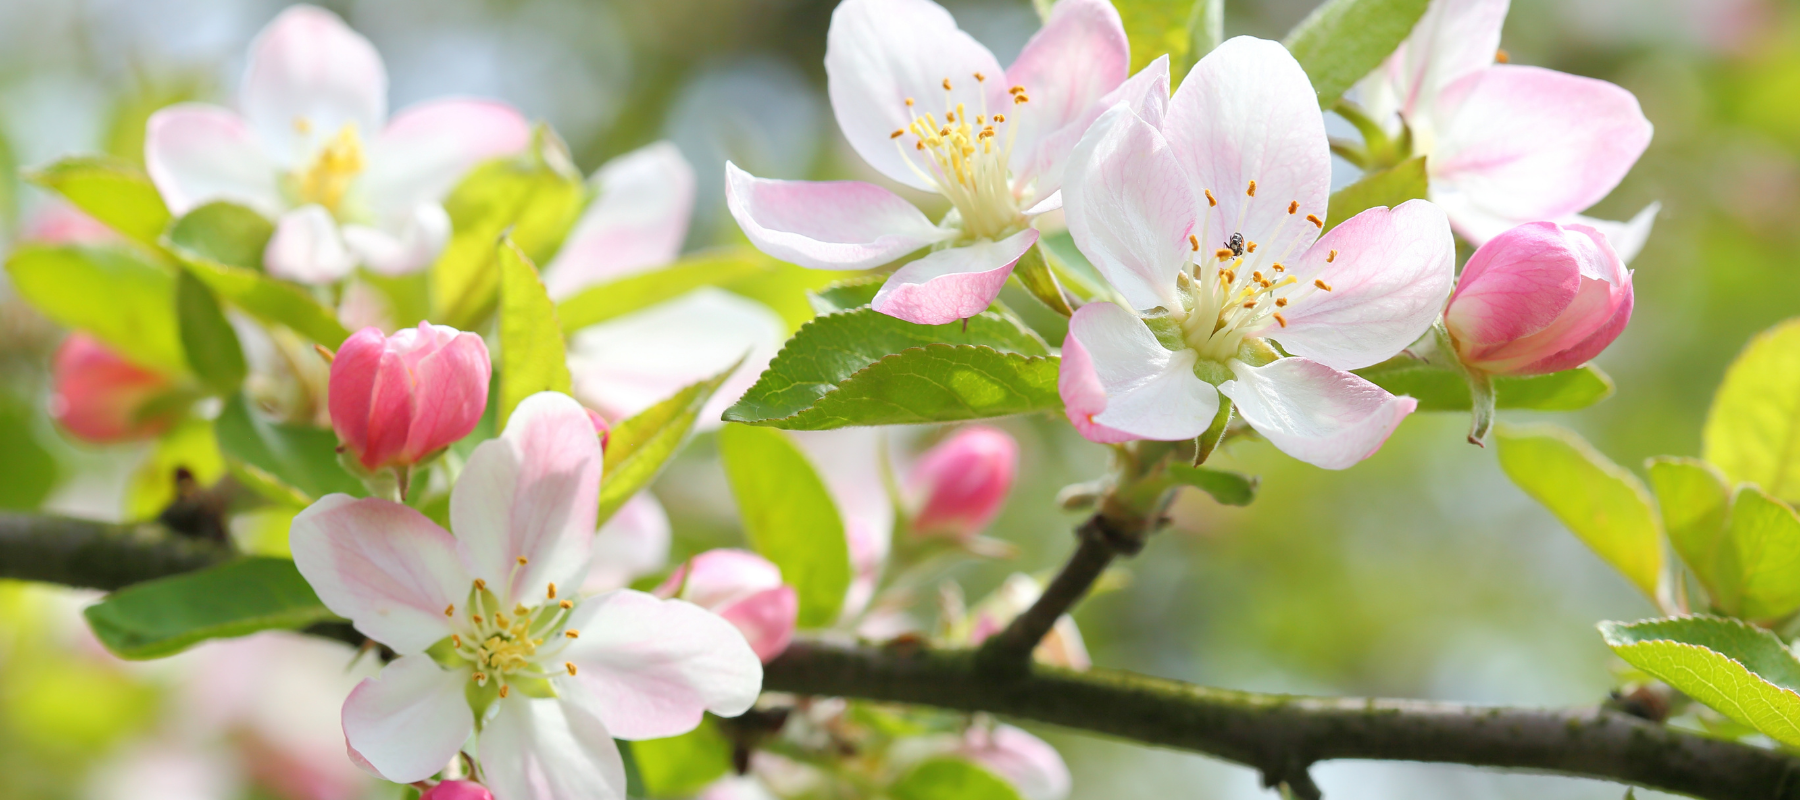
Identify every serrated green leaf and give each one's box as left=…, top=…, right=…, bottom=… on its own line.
left=1284, top=0, right=1431, bottom=108
left=557, top=248, right=775, bottom=334
left=1600, top=616, right=1800, bottom=747
left=1704, top=319, right=1800, bottom=502
left=6, top=244, right=187, bottom=374
left=432, top=137, right=585, bottom=329
left=630, top=719, right=733, bottom=798
left=1647, top=457, right=1732, bottom=600
left=215, top=393, right=363, bottom=503
left=1353, top=358, right=1613, bottom=412
left=719, top=424, right=850, bottom=628
left=27, top=155, right=171, bottom=249
left=809, top=275, right=888, bottom=315
left=890, top=758, right=1024, bottom=800
left=166, top=204, right=350, bottom=348
left=176, top=268, right=248, bottom=395
left=164, top=201, right=273, bottom=271
left=597, top=366, right=737, bottom=527
left=83, top=557, right=338, bottom=660
left=1168, top=464, right=1257, bottom=506
left=1323, top=157, right=1428, bottom=233
left=497, top=238, right=572, bottom=429
left=1496, top=424, right=1662, bottom=600
left=1714, top=486, right=1800, bottom=620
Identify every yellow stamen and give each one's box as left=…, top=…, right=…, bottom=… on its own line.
left=1287, top=201, right=1298, bottom=214
left=444, top=604, right=455, bottom=617
left=566, top=662, right=578, bottom=676
left=973, top=72, right=985, bottom=82
left=1246, top=241, right=1258, bottom=253
left=1205, top=189, right=1217, bottom=207
left=1495, top=49, right=1510, bottom=64
left=1274, top=312, right=1288, bottom=327
left=1247, top=180, right=1257, bottom=197
left=1215, top=248, right=1234, bottom=261
left=1327, top=249, right=1338, bottom=263
left=559, top=600, right=573, bottom=610
left=474, top=578, right=487, bottom=590
left=498, top=685, right=510, bottom=698
left=1315, top=279, right=1333, bottom=291
left=516, top=556, right=528, bottom=566
left=890, top=129, right=904, bottom=139
left=1188, top=234, right=1200, bottom=251
left=1306, top=214, right=1324, bottom=228
left=547, top=583, right=558, bottom=599
left=565, top=630, right=580, bottom=639
left=943, top=77, right=953, bottom=91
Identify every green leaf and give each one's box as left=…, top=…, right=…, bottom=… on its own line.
left=27, top=155, right=171, bottom=249
left=175, top=269, right=248, bottom=395
left=1168, top=464, right=1257, bottom=506
left=167, top=204, right=350, bottom=348
left=1284, top=0, right=1431, bottom=108
left=497, top=238, right=573, bottom=429
left=1713, top=486, right=1800, bottom=620
left=1115, top=0, right=1200, bottom=75
left=215, top=394, right=364, bottom=503
left=719, top=424, right=851, bottom=628
left=723, top=307, right=1055, bottom=430
left=1646, top=457, right=1732, bottom=599
left=890, top=758, right=1025, bottom=800
left=1188, top=0, right=1225, bottom=65
left=6, top=244, right=186, bottom=374
left=83, top=557, right=338, bottom=660
left=1600, top=616, right=1800, bottom=747
left=1495, top=424, right=1663, bottom=600
left=808, top=275, right=887, bottom=314
left=1322, top=157, right=1428, bottom=233
left=1011, top=244, right=1074, bottom=317
left=557, top=248, right=775, bottom=334
left=0, top=398, right=58, bottom=511
left=432, top=135, right=585, bottom=329
left=1704, top=319, right=1800, bottom=502
left=163, top=201, right=273, bottom=270
left=630, top=719, right=733, bottom=798
left=596, top=366, right=738, bottom=527
left=1353, top=358, right=1613, bottom=412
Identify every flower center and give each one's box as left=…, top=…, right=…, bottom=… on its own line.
left=435, top=566, right=582, bottom=703
left=890, top=74, right=1030, bottom=241
left=1170, top=181, right=1332, bottom=364
left=290, top=120, right=367, bottom=216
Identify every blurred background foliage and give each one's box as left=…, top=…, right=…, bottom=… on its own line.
left=0, top=0, right=1794, bottom=798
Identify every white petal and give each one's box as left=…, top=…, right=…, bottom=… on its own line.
left=341, top=202, right=451, bottom=277
left=241, top=6, right=387, bottom=167
left=560, top=590, right=763, bottom=740
left=724, top=162, right=953, bottom=270
left=340, top=654, right=472, bottom=783
left=583, top=492, right=673, bottom=594
left=479, top=687, right=627, bottom=800
left=871, top=229, right=1039, bottom=325
left=1380, top=0, right=1510, bottom=121
left=143, top=104, right=282, bottom=216
left=1061, top=104, right=1194, bottom=312
left=361, top=98, right=531, bottom=217
left=265, top=204, right=358, bottom=284
left=1218, top=357, right=1415, bottom=470
left=1003, top=0, right=1130, bottom=196
left=289, top=495, right=469, bottom=654
left=1567, top=201, right=1659, bottom=265
left=1018, top=54, right=1172, bottom=211
left=546, top=141, right=696, bottom=299
left=1061, top=301, right=1217, bottom=442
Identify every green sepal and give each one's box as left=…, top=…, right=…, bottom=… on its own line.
left=425, top=635, right=466, bottom=669
left=1142, top=311, right=1186, bottom=351
left=1195, top=397, right=1233, bottom=466
left=509, top=676, right=560, bottom=699
left=1011, top=243, right=1074, bottom=317
left=1236, top=339, right=1280, bottom=367
left=466, top=675, right=500, bottom=728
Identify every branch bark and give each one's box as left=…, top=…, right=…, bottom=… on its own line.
left=0, top=511, right=231, bottom=591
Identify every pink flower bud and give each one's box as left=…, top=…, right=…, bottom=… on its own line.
left=327, top=322, right=490, bottom=471
left=906, top=426, right=1018, bottom=540
left=422, top=780, right=494, bottom=800
left=49, top=333, right=180, bottom=443
left=585, top=407, right=611, bottom=452
left=657, top=549, right=798, bottom=662
left=1444, top=221, right=1633, bottom=377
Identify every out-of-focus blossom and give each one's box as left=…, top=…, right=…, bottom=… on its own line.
left=725, top=0, right=1169, bottom=324
left=1353, top=0, right=1657, bottom=261
left=49, top=333, right=181, bottom=444
left=658, top=549, right=799, bottom=662
left=22, top=201, right=117, bottom=244
left=583, top=493, right=672, bottom=594
left=1445, top=221, right=1633, bottom=376
left=906, top=426, right=1018, bottom=541
left=955, top=574, right=1089, bottom=670
left=290, top=392, right=761, bottom=798
left=327, top=322, right=489, bottom=472
left=1059, top=38, right=1453, bottom=469
left=542, top=141, right=695, bottom=300
left=144, top=5, right=530, bottom=283
left=422, top=780, right=495, bottom=800
left=955, top=723, right=1071, bottom=800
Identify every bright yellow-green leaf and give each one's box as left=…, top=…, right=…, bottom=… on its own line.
left=6, top=244, right=186, bottom=374
left=1714, top=486, right=1800, bottom=620
left=497, top=238, right=572, bottom=429
left=27, top=155, right=171, bottom=249
left=165, top=202, right=351, bottom=348
left=1646, top=457, right=1732, bottom=599
left=176, top=268, right=248, bottom=395
left=557, top=247, right=775, bottom=334
left=1704, top=319, right=1800, bottom=502
left=719, top=424, right=851, bottom=628
left=1115, top=0, right=1204, bottom=75
left=890, top=759, right=1024, bottom=800
left=1601, top=616, right=1800, bottom=747
left=630, top=719, right=733, bottom=798
left=1323, top=157, right=1428, bottom=233
left=1284, top=0, right=1432, bottom=108
left=1496, top=424, right=1663, bottom=601
left=597, top=365, right=739, bottom=527
left=125, top=419, right=225, bottom=521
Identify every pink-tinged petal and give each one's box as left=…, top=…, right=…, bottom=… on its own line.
left=1060, top=105, right=1194, bottom=312
left=824, top=0, right=1007, bottom=191
left=50, top=334, right=179, bottom=444
left=546, top=142, right=696, bottom=299
left=1004, top=0, right=1129, bottom=185
left=342, top=203, right=452, bottom=277
left=361, top=99, right=530, bottom=216
left=659, top=549, right=785, bottom=609
left=1060, top=302, right=1217, bottom=442
left=241, top=6, right=387, bottom=166
left=1274, top=199, right=1456, bottom=370
left=1058, top=324, right=1135, bottom=444
left=906, top=425, right=1019, bottom=540
left=265, top=204, right=358, bottom=284
left=700, top=776, right=781, bottom=800
left=358, top=348, right=414, bottom=470
left=1164, top=37, right=1330, bottom=264
left=1568, top=202, right=1659, bottom=265
left=1218, top=358, right=1415, bottom=470
left=340, top=654, right=471, bottom=783
left=1445, top=220, right=1584, bottom=345
left=326, top=327, right=386, bottom=457
left=717, top=586, right=800, bottom=663
left=399, top=326, right=491, bottom=462
left=568, top=288, right=785, bottom=432
left=961, top=724, right=1072, bottom=800
left=1429, top=64, right=1652, bottom=235
left=144, top=104, right=281, bottom=216
left=1515, top=280, right=1632, bottom=375
left=478, top=686, right=627, bottom=800
left=871, top=229, right=1039, bottom=325
left=725, top=163, right=952, bottom=270
left=559, top=590, right=763, bottom=740
left=584, top=492, right=672, bottom=594
left=1018, top=55, right=1172, bottom=212
left=451, top=392, right=601, bottom=606
left=290, top=495, right=469, bottom=653
left=1384, top=0, right=1510, bottom=121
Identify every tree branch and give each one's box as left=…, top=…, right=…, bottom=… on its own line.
left=0, top=511, right=231, bottom=591
left=975, top=512, right=1133, bottom=673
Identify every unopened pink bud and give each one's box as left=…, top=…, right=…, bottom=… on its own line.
left=49, top=333, right=179, bottom=443
left=327, top=322, right=490, bottom=471
left=585, top=407, right=611, bottom=452
left=1444, top=221, right=1633, bottom=377
left=906, top=426, right=1018, bottom=540
left=422, top=780, right=494, bottom=800
left=658, top=549, right=798, bottom=662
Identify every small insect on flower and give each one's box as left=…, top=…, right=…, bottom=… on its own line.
left=1223, top=233, right=1246, bottom=258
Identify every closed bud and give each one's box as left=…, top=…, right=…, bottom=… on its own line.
left=906, top=426, right=1018, bottom=541
left=657, top=549, right=798, bottom=663
left=422, top=780, right=494, bottom=800
left=327, top=322, right=490, bottom=471
left=1445, top=222, right=1633, bottom=377
left=49, top=333, right=180, bottom=443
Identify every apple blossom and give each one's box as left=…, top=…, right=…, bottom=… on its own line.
left=1352, top=0, right=1657, bottom=260
left=725, top=0, right=1171, bottom=325
left=657, top=549, right=799, bottom=662
left=1445, top=221, right=1633, bottom=376
left=583, top=494, right=673, bottom=594
left=906, top=426, right=1018, bottom=541
left=952, top=723, right=1072, bottom=800
left=542, top=141, right=695, bottom=301
left=1058, top=38, right=1455, bottom=470
left=291, top=391, right=761, bottom=798
left=957, top=574, right=1090, bottom=669
left=327, top=323, right=490, bottom=473
left=49, top=333, right=182, bottom=443
left=145, top=5, right=531, bottom=284
left=423, top=780, right=495, bottom=800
